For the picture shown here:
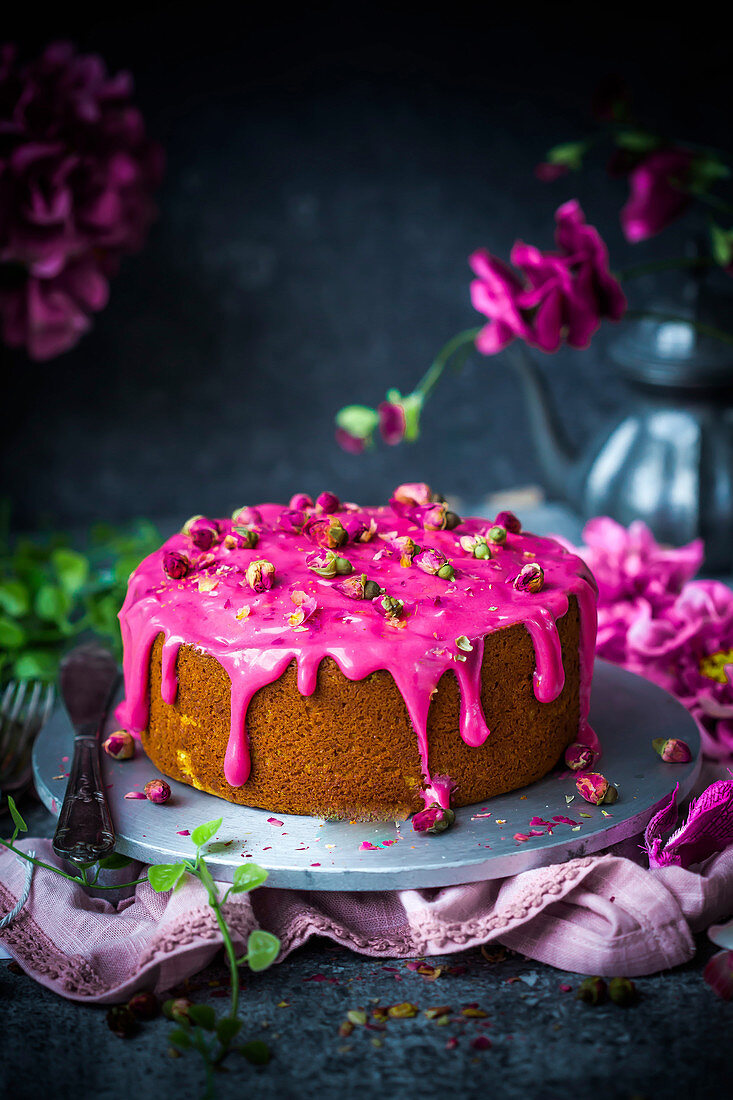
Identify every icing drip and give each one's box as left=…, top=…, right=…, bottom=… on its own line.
left=116, top=500, right=599, bottom=803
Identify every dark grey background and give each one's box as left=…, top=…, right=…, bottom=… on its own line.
left=2, top=2, right=731, bottom=530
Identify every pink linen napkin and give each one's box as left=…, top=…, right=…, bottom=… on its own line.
left=2, top=835, right=733, bottom=1004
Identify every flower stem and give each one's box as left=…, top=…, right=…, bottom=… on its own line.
left=0, top=836, right=146, bottom=889
left=414, top=327, right=481, bottom=401
left=617, top=256, right=716, bottom=282
left=625, top=309, right=733, bottom=347
left=196, top=857, right=240, bottom=1064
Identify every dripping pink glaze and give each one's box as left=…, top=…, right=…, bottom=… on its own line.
left=116, top=500, right=599, bottom=806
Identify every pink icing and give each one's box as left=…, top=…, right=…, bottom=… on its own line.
left=116, top=498, right=599, bottom=807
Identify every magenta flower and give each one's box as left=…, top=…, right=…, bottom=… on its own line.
left=412, top=803, right=455, bottom=835
left=334, top=428, right=365, bottom=453
left=277, top=509, right=306, bottom=534
left=0, top=42, right=163, bottom=360
left=620, top=149, right=692, bottom=243
left=378, top=400, right=406, bottom=445
left=470, top=201, right=626, bottom=356
left=644, top=779, right=733, bottom=869
left=162, top=550, right=189, bottom=580
left=187, top=517, right=219, bottom=551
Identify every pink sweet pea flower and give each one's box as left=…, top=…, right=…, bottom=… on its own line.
left=620, top=149, right=693, bottom=243
left=378, top=400, right=406, bottom=445
left=470, top=201, right=626, bottom=356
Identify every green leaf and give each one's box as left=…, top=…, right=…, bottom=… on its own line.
left=0, top=617, right=26, bottom=649
left=191, top=817, right=223, bottom=848
left=0, top=580, right=30, bottom=617
left=613, top=129, right=660, bottom=153
left=246, top=929, right=280, bottom=972
left=216, top=1017, right=242, bottom=1044
left=239, top=1040, right=271, bottom=1065
left=687, top=155, right=731, bottom=195
left=8, top=796, right=27, bottom=834
left=13, top=649, right=59, bottom=682
left=148, top=863, right=187, bottom=892
left=34, top=584, right=73, bottom=624
left=710, top=222, right=733, bottom=268
left=168, top=1028, right=192, bottom=1049
left=188, top=1004, right=216, bottom=1030
left=51, top=548, right=89, bottom=595
left=546, top=141, right=588, bottom=170
left=230, top=863, right=268, bottom=894
left=98, top=852, right=133, bottom=870
left=335, top=404, right=379, bottom=440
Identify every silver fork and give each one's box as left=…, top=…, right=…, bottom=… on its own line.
left=0, top=680, right=55, bottom=811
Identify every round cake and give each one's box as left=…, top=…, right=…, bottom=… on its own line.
left=117, top=484, right=598, bottom=820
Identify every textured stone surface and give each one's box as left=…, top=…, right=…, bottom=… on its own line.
left=1, top=801, right=731, bottom=1100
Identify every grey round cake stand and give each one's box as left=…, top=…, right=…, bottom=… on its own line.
left=32, top=660, right=701, bottom=890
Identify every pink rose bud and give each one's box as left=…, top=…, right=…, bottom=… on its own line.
left=305, top=516, right=348, bottom=548
left=278, top=509, right=306, bottom=534
left=246, top=559, right=276, bottom=592
left=231, top=506, right=263, bottom=526
left=414, top=548, right=455, bottom=581
left=494, top=510, right=522, bottom=534
left=163, top=997, right=194, bottom=1022
left=181, top=513, right=203, bottom=535
left=306, top=549, right=351, bottom=577
left=342, top=515, right=373, bottom=543
left=412, top=803, right=456, bottom=835
left=576, top=977, right=607, bottom=1005
left=652, top=738, right=692, bottom=763
left=162, top=550, right=190, bottom=580
left=188, top=517, right=219, bottom=550
left=103, top=730, right=135, bottom=761
left=144, top=779, right=171, bottom=804
left=576, top=772, right=618, bottom=805
left=513, top=562, right=544, bottom=593
left=393, top=535, right=420, bottom=566
left=564, top=742, right=596, bottom=771
left=289, top=493, right=314, bottom=510
left=225, top=525, right=259, bottom=549
left=316, top=491, right=341, bottom=513
left=336, top=573, right=382, bottom=600
left=392, top=482, right=435, bottom=507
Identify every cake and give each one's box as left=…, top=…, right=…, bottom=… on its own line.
left=117, top=484, right=598, bottom=820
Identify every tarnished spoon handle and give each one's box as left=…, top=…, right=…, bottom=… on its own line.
left=52, top=700, right=118, bottom=865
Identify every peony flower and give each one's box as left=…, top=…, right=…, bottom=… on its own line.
left=470, top=201, right=626, bottom=356
left=0, top=42, right=163, bottom=359
left=645, top=780, right=733, bottom=869
left=620, top=149, right=692, bottom=243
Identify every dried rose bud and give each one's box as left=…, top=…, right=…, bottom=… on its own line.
left=231, top=506, right=263, bottom=526
left=162, top=550, right=190, bottom=580
left=513, top=562, right=544, bottom=593
left=188, top=517, right=219, bottom=550
left=289, top=492, right=314, bottom=510
left=444, top=511, right=461, bottom=530
left=486, top=524, right=507, bottom=545
left=306, top=516, right=348, bottom=548
left=163, top=997, right=194, bottom=1022
left=652, top=737, right=692, bottom=763
left=225, top=526, right=259, bottom=550
left=393, top=535, right=420, bottom=566
left=381, top=595, right=404, bottom=620
left=278, top=509, right=306, bottom=534
left=459, top=534, right=491, bottom=560
left=576, top=772, right=618, bottom=805
left=564, top=742, right=596, bottom=771
left=422, top=503, right=450, bottom=531
left=343, top=515, right=376, bottom=543
left=181, top=514, right=203, bottom=536
left=392, top=481, right=435, bottom=507
left=364, top=579, right=382, bottom=599
left=306, top=549, right=338, bottom=577
left=414, top=548, right=455, bottom=581
left=106, top=1005, right=138, bottom=1038
left=316, top=490, right=341, bottom=513
left=144, top=779, right=171, bottom=804
left=246, top=559, right=276, bottom=592
left=334, top=556, right=353, bottom=575
left=494, top=510, right=522, bottom=534
left=128, top=992, right=159, bottom=1020
left=336, top=573, right=380, bottom=600
left=103, top=730, right=135, bottom=761
left=412, top=803, right=456, bottom=835
left=576, top=977, right=607, bottom=1005
left=608, top=977, right=637, bottom=1006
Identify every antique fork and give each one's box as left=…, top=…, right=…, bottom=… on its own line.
left=0, top=680, right=55, bottom=812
